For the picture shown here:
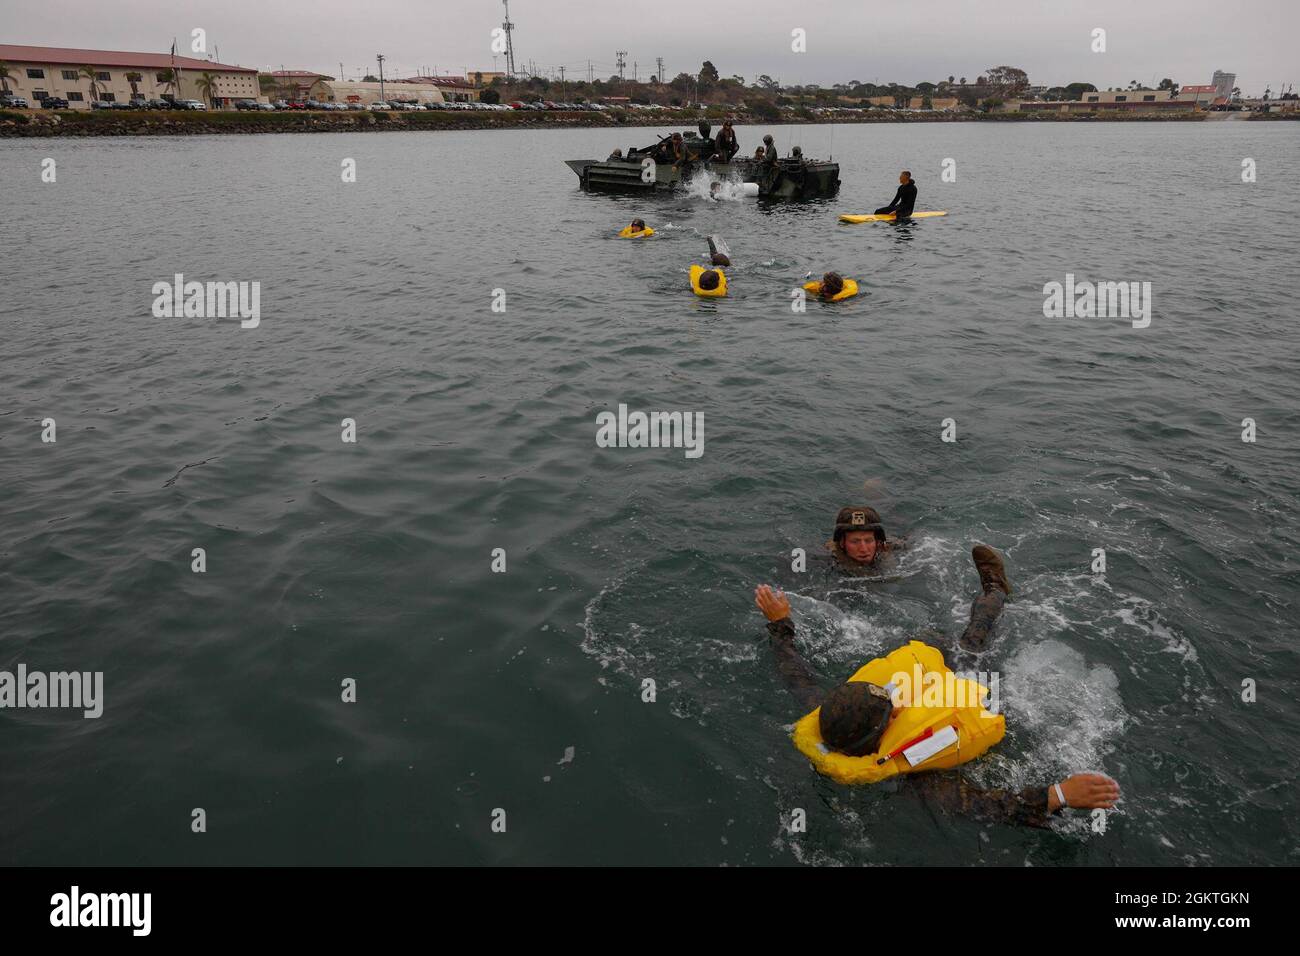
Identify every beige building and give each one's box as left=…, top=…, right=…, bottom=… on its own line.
left=323, top=80, right=447, bottom=105
left=864, top=95, right=959, bottom=109
left=264, top=70, right=333, bottom=102
left=0, top=44, right=259, bottom=107
left=1081, top=89, right=1174, bottom=104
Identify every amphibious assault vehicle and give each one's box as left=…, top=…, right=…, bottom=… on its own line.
left=566, top=127, right=840, bottom=200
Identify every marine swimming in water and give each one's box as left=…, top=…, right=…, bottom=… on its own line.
left=753, top=543, right=1120, bottom=826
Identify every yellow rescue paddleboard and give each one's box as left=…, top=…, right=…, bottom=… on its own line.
left=839, top=211, right=949, bottom=223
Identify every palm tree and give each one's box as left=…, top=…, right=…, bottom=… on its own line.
left=155, top=68, right=177, bottom=100
left=0, top=62, right=13, bottom=94
left=125, top=71, right=143, bottom=99
left=195, top=72, right=217, bottom=108
left=80, top=65, right=101, bottom=102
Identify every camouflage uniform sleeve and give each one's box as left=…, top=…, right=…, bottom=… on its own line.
left=910, top=772, right=1058, bottom=829
left=766, top=617, right=824, bottom=712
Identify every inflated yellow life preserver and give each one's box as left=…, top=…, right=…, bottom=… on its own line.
left=690, top=264, right=727, bottom=298
left=618, top=226, right=655, bottom=238
left=803, top=278, right=859, bottom=301
left=792, top=640, right=1004, bottom=785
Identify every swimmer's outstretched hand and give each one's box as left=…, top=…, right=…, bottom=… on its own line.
left=754, top=585, right=791, bottom=622
left=1048, top=773, right=1121, bottom=812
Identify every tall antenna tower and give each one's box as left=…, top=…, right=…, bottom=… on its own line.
left=656, top=57, right=664, bottom=83
left=616, top=51, right=627, bottom=80
left=501, top=0, right=518, bottom=77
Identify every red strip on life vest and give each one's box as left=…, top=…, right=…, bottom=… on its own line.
left=876, top=727, right=933, bottom=765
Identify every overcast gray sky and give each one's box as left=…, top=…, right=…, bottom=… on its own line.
left=8, top=0, right=1295, bottom=95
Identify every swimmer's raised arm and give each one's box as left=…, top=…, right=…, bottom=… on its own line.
left=755, top=584, right=822, bottom=711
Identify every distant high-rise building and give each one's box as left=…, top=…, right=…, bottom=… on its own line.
left=1212, top=70, right=1236, bottom=99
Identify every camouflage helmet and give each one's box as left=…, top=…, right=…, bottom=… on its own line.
left=820, top=681, right=893, bottom=755
left=833, top=506, right=886, bottom=543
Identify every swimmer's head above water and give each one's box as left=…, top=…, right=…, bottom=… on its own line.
left=832, top=506, right=887, bottom=564
left=819, top=680, right=894, bottom=756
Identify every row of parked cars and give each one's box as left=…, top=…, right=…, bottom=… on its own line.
left=0, top=93, right=207, bottom=110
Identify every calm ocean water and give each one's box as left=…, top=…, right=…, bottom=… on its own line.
left=1, top=121, right=1297, bottom=865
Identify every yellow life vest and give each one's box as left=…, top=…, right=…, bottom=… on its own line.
left=690, top=264, right=728, bottom=298
left=803, top=278, right=859, bottom=301
left=791, top=640, right=1004, bottom=785
left=618, top=226, right=655, bottom=238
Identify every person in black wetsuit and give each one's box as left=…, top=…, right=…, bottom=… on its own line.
left=874, top=170, right=918, bottom=219
left=753, top=544, right=1121, bottom=827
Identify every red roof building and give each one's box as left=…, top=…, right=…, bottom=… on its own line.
left=0, top=44, right=255, bottom=73
left=0, top=43, right=260, bottom=108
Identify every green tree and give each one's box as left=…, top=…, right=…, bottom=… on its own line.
left=480, top=88, right=500, bottom=104
left=984, top=65, right=1029, bottom=93
left=1064, top=82, right=1096, bottom=100
left=1157, top=77, right=1179, bottom=96
left=0, top=62, right=14, bottom=94
left=80, top=66, right=101, bottom=101
left=125, top=71, right=143, bottom=99
left=195, top=71, right=217, bottom=108
left=699, top=60, right=720, bottom=87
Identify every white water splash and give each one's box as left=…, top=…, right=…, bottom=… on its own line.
left=683, top=168, right=756, bottom=202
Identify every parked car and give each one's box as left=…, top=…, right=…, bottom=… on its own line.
left=369, top=101, right=392, bottom=111
left=255, top=102, right=276, bottom=111
left=142, top=99, right=171, bottom=110
left=0, top=94, right=30, bottom=108
left=346, top=102, right=366, bottom=111
left=178, top=99, right=207, bottom=111
left=90, top=100, right=114, bottom=110
left=234, top=99, right=259, bottom=111
left=284, top=101, right=306, bottom=110
left=40, top=96, right=71, bottom=109
left=270, top=100, right=289, bottom=110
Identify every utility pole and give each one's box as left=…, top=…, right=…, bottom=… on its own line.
left=501, top=0, right=517, bottom=77
left=558, top=66, right=566, bottom=98
left=376, top=53, right=386, bottom=102
left=656, top=57, right=664, bottom=84
left=587, top=59, right=593, bottom=84
left=616, top=51, right=627, bottom=81
left=633, top=61, right=638, bottom=83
